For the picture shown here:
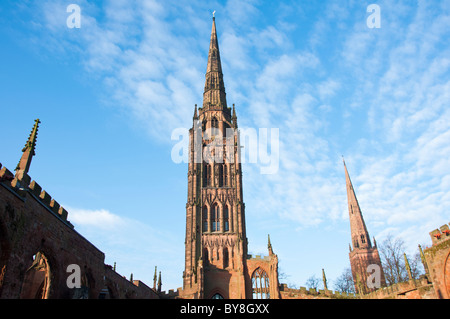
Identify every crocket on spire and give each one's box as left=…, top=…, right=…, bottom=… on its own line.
left=15, top=119, right=41, bottom=174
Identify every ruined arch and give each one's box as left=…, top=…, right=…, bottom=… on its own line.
left=251, top=267, right=270, bottom=299
left=444, top=251, right=450, bottom=299
left=20, top=251, right=51, bottom=299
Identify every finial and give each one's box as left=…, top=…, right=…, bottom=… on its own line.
left=322, top=268, right=328, bottom=290
left=404, top=253, right=413, bottom=281
left=268, top=234, right=273, bottom=255
left=153, top=266, right=158, bottom=289
left=193, top=104, right=198, bottom=119
left=213, top=10, right=216, bottom=19
left=15, top=118, right=41, bottom=174
left=157, top=271, right=162, bottom=292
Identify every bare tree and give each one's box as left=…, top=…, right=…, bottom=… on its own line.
left=334, top=267, right=355, bottom=294
left=378, top=234, right=424, bottom=285
left=305, top=275, right=320, bottom=290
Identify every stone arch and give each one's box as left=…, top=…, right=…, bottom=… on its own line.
left=444, top=251, right=450, bottom=299
left=208, top=286, right=228, bottom=299
left=20, top=251, right=51, bottom=299
left=251, top=267, right=270, bottom=299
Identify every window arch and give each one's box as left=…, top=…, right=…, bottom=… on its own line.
left=211, top=293, right=224, bottom=299
left=20, top=252, right=51, bottom=299
left=252, top=268, right=270, bottom=299
left=211, top=117, right=218, bottom=129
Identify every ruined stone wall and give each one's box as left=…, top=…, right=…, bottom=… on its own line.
left=0, top=163, right=159, bottom=299
left=424, top=223, right=450, bottom=299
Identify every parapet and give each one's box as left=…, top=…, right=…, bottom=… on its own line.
left=0, top=163, right=73, bottom=228
left=159, top=287, right=182, bottom=299
left=278, top=283, right=356, bottom=299
left=429, top=223, right=450, bottom=245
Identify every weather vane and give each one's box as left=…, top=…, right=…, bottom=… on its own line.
left=213, top=10, right=216, bottom=18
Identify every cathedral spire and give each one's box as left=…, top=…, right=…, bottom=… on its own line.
left=343, top=158, right=372, bottom=250
left=203, top=16, right=227, bottom=109
left=15, top=119, right=41, bottom=174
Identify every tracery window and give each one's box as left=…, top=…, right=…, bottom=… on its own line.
left=252, top=268, right=270, bottom=299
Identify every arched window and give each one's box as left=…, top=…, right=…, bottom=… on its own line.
left=20, top=252, right=51, bottom=299
left=223, top=205, right=229, bottom=232
left=211, top=117, right=218, bottom=129
left=252, top=268, right=270, bottom=299
left=203, top=206, right=209, bottom=232
left=211, top=293, right=224, bottom=299
left=203, top=164, right=211, bottom=187
left=211, top=204, right=220, bottom=232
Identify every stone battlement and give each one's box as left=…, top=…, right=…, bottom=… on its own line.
left=159, top=287, right=182, bottom=299
left=429, top=223, right=450, bottom=245
left=0, top=164, right=73, bottom=228
left=279, top=283, right=357, bottom=299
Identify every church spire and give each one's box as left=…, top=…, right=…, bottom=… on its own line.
left=15, top=119, right=41, bottom=174
left=203, top=16, right=227, bottom=110
left=343, top=158, right=372, bottom=250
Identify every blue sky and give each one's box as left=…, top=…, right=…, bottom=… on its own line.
left=1, top=0, right=450, bottom=292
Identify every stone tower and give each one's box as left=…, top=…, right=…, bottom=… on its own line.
left=182, top=16, right=248, bottom=299
left=344, top=159, right=386, bottom=294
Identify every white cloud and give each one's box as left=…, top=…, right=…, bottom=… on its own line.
left=67, top=206, right=124, bottom=229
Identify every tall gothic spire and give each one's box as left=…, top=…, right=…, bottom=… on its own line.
left=343, top=159, right=372, bottom=250
left=203, top=16, right=227, bottom=109
left=15, top=119, right=41, bottom=174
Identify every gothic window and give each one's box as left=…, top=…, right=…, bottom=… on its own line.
left=252, top=268, right=270, bottom=299
left=202, top=120, right=207, bottom=132
left=360, top=234, right=366, bottom=244
left=20, top=252, right=51, bottom=299
left=211, top=293, right=223, bottom=299
left=211, top=204, right=220, bottom=232
left=212, top=117, right=218, bottom=129
left=203, top=206, right=209, bottom=232
left=223, top=205, right=229, bottom=232
left=203, top=164, right=211, bottom=187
